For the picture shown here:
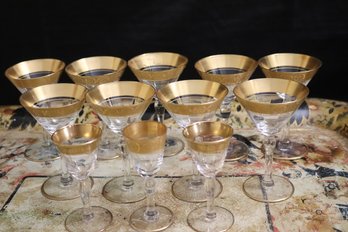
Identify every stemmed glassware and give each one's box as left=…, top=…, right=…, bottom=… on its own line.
left=195, top=54, right=257, bottom=161
left=157, top=79, right=228, bottom=202
left=65, top=56, right=127, bottom=160
left=183, top=121, right=234, bottom=232
left=51, top=123, right=113, bottom=232
left=123, top=121, right=174, bottom=232
left=5, top=58, right=65, bottom=162
left=234, top=78, right=309, bottom=202
left=128, top=52, right=188, bottom=157
left=20, top=83, right=88, bottom=200
left=86, top=81, right=155, bottom=203
left=259, top=53, right=322, bottom=160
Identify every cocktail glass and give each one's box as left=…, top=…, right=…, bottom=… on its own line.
left=128, top=52, right=188, bottom=157
left=20, top=83, right=88, bottom=200
left=5, top=58, right=64, bottom=162
left=52, top=123, right=113, bottom=232
left=183, top=121, right=234, bottom=232
left=86, top=81, right=155, bottom=203
left=157, top=80, right=228, bottom=202
left=65, top=56, right=127, bottom=160
left=124, top=121, right=174, bottom=232
left=259, top=53, right=322, bottom=160
left=234, top=78, right=309, bottom=202
left=195, top=54, right=257, bottom=161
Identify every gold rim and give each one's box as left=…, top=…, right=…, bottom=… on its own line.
left=5, top=58, right=65, bottom=90
left=233, top=78, right=309, bottom=114
left=86, top=81, right=155, bottom=117
left=195, top=54, right=257, bottom=85
left=65, top=56, right=126, bottom=87
left=128, top=52, right=188, bottom=81
left=51, top=123, right=102, bottom=155
left=258, top=53, right=322, bottom=84
left=157, top=80, right=228, bottom=115
left=19, top=83, right=87, bottom=117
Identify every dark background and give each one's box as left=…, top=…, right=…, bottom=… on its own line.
left=1, top=0, right=347, bottom=105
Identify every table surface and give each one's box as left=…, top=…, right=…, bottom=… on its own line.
left=0, top=98, right=347, bottom=232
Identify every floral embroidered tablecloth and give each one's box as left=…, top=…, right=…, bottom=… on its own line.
left=0, top=98, right=347, bottom=232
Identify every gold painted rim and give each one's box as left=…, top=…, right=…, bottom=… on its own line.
left=51, top=123, right=102, bottom=155
left=86, top=81, right=155, bottom=117
left=258, top=53, right=322, bottom=84
left=233, top=78, right=309, bottom=114
left=65, top=56, right=126, bottom=87
left=195, top=54, right=257, bottom=85
left=157, top=79, right=228, bottom=115
left=5, top=58, right=65, bottom=90
left=19, top=83, right=87, bottom=117
left=128, top=52, right=188, bottom=81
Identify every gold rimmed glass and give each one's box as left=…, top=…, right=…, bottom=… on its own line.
left=234, top=78, right=309, bottom=202
left=128, top=52, right=188, bottom=157
left=259, top=53, right=322, bottom=160
left=5, top=58, right=65, bottom=162
left=86, top=81, right=155, bottom=203
left=195, top=54, right=257, bottom=161
left=66, top=56, right=127, bottom=160
left=157, top=79, right=228, bottom=203
left=183, top=121, right=234, bottom=232
left=20, top=83, right=89, bottom=201
left=124, top=121, right=174, bottom=232
left=52, top=124, right=113, bottom=232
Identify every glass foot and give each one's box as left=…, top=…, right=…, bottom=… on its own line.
left=187, top=206, right=234, bottom=232
left=102, top=175, right=146, bottom=203
left=129, top=205, right=174, bottom=232
left=273, top=141, right=307, bottom=160
left=225, top=139, right=249, bottom=162
left=164, top=136, right=184, bottom=157
left=242, top=175, right=294, bottom=203
left=97, top=142, right=121, bottom=160
left=65, top=206, right=113, bottom=232
left=171, top=175, right=222, bottom=203
left=24, top=142, right=60, bottom=162
left=41, top=175, right=94, bottom=201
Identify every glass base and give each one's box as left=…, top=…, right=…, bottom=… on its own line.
left=97, top=141, right=121, bottom=160
left=273, top=141, right=307, bottom=160
left=129, top=205, right=174, bottom=232
left=242, top=175, right=294, bottom=203
left=24, top=142, right=60, bottom=162
left=187, top=206, right=234, bottom=232
left=164, top=136, right=184, bottom=157
left=65, top=206, right=113, bottom=232
left=102, top=175, right=146, bottom=203
left=225, top=139, right=249, bottom=162
left=41, top=175, right=94, bottom=201
left=171, top=175, right=223, bottom=203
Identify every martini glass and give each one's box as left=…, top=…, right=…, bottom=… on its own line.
left=86, top=81, right=155, bottom=203
left=234, top=78, right=309, bottom=202
left=157, top=80, right=228, bottom=202
left=124, top=121, right=174, bottom=232
left=52, top=123, right=113, bottom=232
left=195, top=54, right=257, bottom=161
left=65, top=56, right=127, bottom=160
left=259, top=53, right=322, bottom=160
left=128, top=52, right=188, bottom=157
left=183, top=121, right=234, bottom=232
left=20, top=83, right=89, bottom=201
left=5, top=58, right=65, bottom=162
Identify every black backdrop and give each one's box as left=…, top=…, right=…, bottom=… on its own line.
left=1, top=0, right=348, bottom=105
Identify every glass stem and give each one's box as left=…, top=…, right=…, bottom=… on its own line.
left=119, top=135, right=134, bottom=190
left=60, top=156, right=73, bottom=187
left=263, top=135, right=276, bottom=187
left=205, top=176, right=217, bottom=221
left=154, top=97, right=165, bottom=123
left=278, top=122, right=292, bottom=147
left=42, top=130, right=51, bottom=147
left=80, top=178, right=94, bottom=221
left=144, top=175, right=158, bottom=222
